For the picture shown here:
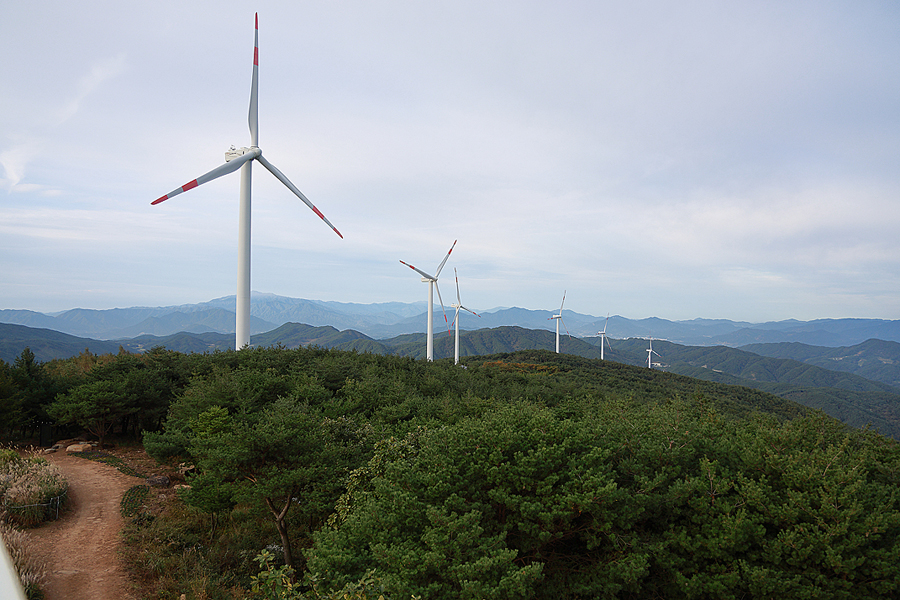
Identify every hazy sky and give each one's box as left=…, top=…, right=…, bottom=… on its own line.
left=2, top=0, right=898, bottom=322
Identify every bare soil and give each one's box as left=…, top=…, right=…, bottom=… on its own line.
left=25, top=444, right=171, bottom=600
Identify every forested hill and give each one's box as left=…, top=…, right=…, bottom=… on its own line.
left=0, top=322, right=122, bottom=363
left=19, top=344, right=896, bottom=598
left=742, top=339, right=900, bottom=388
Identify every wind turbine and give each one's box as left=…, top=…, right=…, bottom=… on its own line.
left=647, top=335, right=661, bottom=369
left=400, top=240, right=456, bottom=361
left=151, top=14, right=342, bottom=350
left=598, top=313, right=612, bottom=360
left=549, top=292, right=570, bottom=353
left=450, top=268, right=480, bottom=365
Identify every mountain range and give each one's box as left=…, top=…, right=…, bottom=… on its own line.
left=3, top=293, right=900, bottom=347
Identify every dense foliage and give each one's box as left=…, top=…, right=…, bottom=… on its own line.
left=311, top=404, right=900, bottom=599
left=3, top=344, right=900, bottom=598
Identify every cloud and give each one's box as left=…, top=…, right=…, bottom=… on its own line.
left=54, top=54, right=127, bottom=125
left=0, top=54, right=127, bottom=194
left=0, top=140, right=40, bottom=191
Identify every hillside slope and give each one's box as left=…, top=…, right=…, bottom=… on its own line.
left=0, top=323, right=122, bottom=363
left=742, top=339, right=900, bottom=388
left=606, top=338, right=900, bottom=438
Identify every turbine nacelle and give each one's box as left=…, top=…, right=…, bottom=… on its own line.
left=225, top=146, right=254, bottom=162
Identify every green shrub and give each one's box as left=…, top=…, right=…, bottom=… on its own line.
left=0, top=448, right=20, bottom=466
left=251, top=549, right=408, bottom=599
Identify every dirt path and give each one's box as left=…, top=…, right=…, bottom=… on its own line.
left=26, top=449, right=142, bottom=600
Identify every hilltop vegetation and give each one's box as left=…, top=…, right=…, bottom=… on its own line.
left=3, top=344, right=900, bottom=598
left=5, top=320, right=900, bottom=439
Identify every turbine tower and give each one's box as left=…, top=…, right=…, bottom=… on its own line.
left=598, top=314, right=612, bottom=360
left=400, top=240, right=456, bottom=361
left=151, top=14, right=342, bottom=350
left=549, top=292, right=569, bottom=353
left=450, top=268, right=480, bottom=365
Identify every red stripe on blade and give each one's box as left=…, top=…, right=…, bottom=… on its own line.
left=182, top=180, right=198, bottom=192
left=313, top=206, right=325, bottom=220
left=151, top=196, right=168, bottom=205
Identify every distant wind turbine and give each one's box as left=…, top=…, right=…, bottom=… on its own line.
left=549, top=292, right=570, bottom=353
left=400, top=240, right=456, bottom=361
left=647, top=334, right=661, bottom=369
left=598, top=314, right=612, bottom=360
left=450, top=268, right=480, bottom=365
left=151, top=14, right=342, bottom=350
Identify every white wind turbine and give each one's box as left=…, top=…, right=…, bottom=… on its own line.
left=450, top=268, right=480, bottom=365
left=647, top=334, right=661, bottom=369
left=549, top=292, right=570, bottom=353
left=598, top=314, right=612, bottom=360
left=151, top=14, right=342, bottom=350
left=400, top=240, right=456, bottom=361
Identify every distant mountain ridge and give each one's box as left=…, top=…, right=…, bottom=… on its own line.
left=2, top=293, right=900, bottom=346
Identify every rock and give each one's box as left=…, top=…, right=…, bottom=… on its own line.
left=66, top=444, right=93, bottom=452
left=146, top=475, right=171, bottom=488
left=43, top=448, right=57, bottom=454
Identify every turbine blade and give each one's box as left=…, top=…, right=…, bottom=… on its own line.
left=561, top=316, right=570, bottom=338
left=399, top=260, right=435, bottom=281
left=151, top=149, right=258, bottom=205
left=434, top=239, right=457, bottom=278
left=257, top=154, right=343, bottom=238
left=602, top=313, right=609, bottom=334
left=460, top=305, right=479, bottom=317
left=435, top=281, right=451, bottom=336
left=249, top=13, right=259, bottom=147
left=559, top=291, right=566, bottom=312
left=451, top=305, right=461, bottom=329
left=454, top=268, right=461, bottom=304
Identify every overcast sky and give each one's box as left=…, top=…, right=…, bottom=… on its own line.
left=2, top=0, right=898, bottom=322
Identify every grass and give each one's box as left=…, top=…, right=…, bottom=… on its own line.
left=69, top=450, right=146, bottom=478
left=0, top=452, right=68, bottom=528
left=0, top=519, right=47, bottom=600
left=120, top=485, right=150, bottom=518
left=120, top=500, right=268, bottom=599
